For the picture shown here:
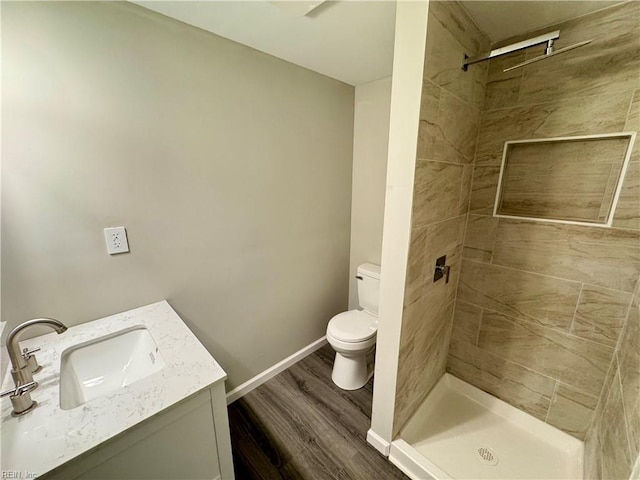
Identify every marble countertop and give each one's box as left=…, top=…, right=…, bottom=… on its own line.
left=1, top=301, right=227, bottom=477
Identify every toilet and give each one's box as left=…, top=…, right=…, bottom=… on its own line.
left=327, top=263, right=380, bottom=390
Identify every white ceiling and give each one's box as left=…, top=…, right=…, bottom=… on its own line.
left=130, top=1, right=397, bottom=86
left=130, top=1, right=625, bottom=85
left=460, top=1, right=623, bottom=43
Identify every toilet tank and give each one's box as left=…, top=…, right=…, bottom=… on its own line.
left=357, top=263, right=381, bottom=315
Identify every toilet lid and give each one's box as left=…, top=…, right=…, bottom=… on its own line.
left=327, top=310, right=377, bottom=343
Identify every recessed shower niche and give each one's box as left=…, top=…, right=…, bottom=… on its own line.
left=493, top=132, right=636, bottom=226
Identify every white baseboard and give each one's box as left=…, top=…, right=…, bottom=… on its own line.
left=367, top=429, right=391, bottom=456
left=226, top=336, right=328, bottom=404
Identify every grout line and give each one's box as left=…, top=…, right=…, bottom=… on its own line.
left=488, top=217, right=501, bottom=264
left=610, top=289, right=636, bottom=357
left=544, top=381, right=559, bottom=423
left=616, top=359, right=634, bottom=458
left=414, top=157, right=472, bottom=167
left=421, top=212, right=468, bottom=229
left=422, top=77, right=483, bottom=113
left=554, top=380, right=599, bottom=400
left=478, top=301, right=618, bottom=350
left=482, top=87, right=637, bottom=115
left=451, top=317, right=561, bottom=385
left=623, top=86, right=637, bottom=123
left=475, top=307, right=483, bottom=346
left=568, top=283, right=585, bottom=335
left=462, top=257, right=584, bottom=286
left=464, top=256, right=638, bottom=297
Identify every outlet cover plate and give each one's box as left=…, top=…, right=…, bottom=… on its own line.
left=104, top=227, right=129, bottom=255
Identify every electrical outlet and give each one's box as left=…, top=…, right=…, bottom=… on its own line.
left=104, top=227, right=129, bottom=255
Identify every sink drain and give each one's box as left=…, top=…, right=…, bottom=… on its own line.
left=475, top=446, right=499, bottom=466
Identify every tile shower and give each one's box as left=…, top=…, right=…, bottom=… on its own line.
left=392, top=1, right=639, bottom=478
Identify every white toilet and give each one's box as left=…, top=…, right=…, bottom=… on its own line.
left=327, top=263, right=380, bottom=390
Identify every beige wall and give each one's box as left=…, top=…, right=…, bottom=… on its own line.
left=2, top=1, right=354, bottom=389
left=392, top=1, right=490, bottom=434
left=448, top=1, right=640, bottom=442
left=348, top=77, right=392, bottom=310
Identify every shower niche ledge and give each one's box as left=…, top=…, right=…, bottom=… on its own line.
left=493, top=132, right=636, bottom=227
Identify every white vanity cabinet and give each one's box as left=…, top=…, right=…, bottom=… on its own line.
left=42, top=381, right=234, bottom=480
left=1, top=302, right=235, bottom=480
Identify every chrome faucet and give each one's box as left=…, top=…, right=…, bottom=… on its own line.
left=1, top=318, right=68, bottom=416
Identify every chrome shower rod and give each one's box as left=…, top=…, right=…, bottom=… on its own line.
left=462, top=30, right=560, bottom=71
left=503, top=39, right=593, bottom=72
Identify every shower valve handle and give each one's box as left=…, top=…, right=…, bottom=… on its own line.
left=434, top=255, right=450, bottom=284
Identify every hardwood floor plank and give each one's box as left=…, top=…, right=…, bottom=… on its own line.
left=228, top=345, right=408, bottom=480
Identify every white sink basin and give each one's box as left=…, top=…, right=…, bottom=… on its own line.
left=59, top=326, right=166, bottom=410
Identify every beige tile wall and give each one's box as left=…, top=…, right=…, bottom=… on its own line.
left=393, top=1, right=490, bottom=435
left=448, top=1, right=640, bottom=447
left=584, top=284, right=639, bottom=479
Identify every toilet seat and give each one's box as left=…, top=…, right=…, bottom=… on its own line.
left=327, top=310, right=377, bottom=343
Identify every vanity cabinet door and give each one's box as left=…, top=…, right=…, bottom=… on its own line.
left=42, top=385, right=234, bottom=480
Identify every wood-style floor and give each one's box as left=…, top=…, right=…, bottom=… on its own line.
left=228, top=344, right=409, bottom=480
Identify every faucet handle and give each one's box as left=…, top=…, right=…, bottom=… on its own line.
left=1, top=380, right=38, bottom=398
left=22, top=347, right=43, bottom=374
left=1, top=381, right=39, bottom=417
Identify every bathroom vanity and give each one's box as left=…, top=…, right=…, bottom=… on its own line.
left=0, top=302, right=234, bottom=480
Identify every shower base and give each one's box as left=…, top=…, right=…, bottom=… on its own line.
left=389, top=374, right=583, bottom=479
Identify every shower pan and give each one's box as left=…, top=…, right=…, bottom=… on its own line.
left=389, top=375, right=583, bottom=479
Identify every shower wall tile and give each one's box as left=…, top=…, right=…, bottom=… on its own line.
left=618, top=302, right=639, bottom=456
left=586, top=282, right=639, bottom=479
left=437, top=91, right=480, bottom=164
left=404, top=215, right=466, bottom=307
left=516, top=2, right=640, bottom=107
left=583, top=433, right=602, bottom=480
left=475, top=91, right=631, bottom=166
left=483, top=51, right=524, bottom=111
left=449, top=1, right=640, bottom=446
left=427, top=0, right=487, bottom=55
left=395, top=301, right=454, bottom=432
left=492, top=220, right=640, bottom=292
left=612, top=160, right=640, bottom=230
left=395, top=0, right=488, bottom=436
left=412, top=160, right=465, bottom=228
left=613, top=91, right=640, bottom=230
left=400, top=290, right=451, bottom=361
left=416, top=80, right=441, bottom=163
left=462, top=214, right=497, bottom=262
left=422, top=215, right=466, bottom=298
left=458, top=260, right=581, bottom=331
left=625, top=89, right=640, bottom=163
left=599, top=369, right=633, bottom=480
left=477, top=310, right=614, bottom=396
left=571, top=285, right=633, bottom=347
left=417, top=82, right=481, bottom=164
left=404, top=226, right=428, bottom=307
left=546, top=384, right=598, bottom=441
left=468, top=166, right=500, bottom=215
left=423, top=2, right=489, bottom=109
left=447, top=339, right=555, bottom=420
left=450, top=301, right=482, bottom=344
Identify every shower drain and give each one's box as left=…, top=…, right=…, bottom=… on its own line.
left=475, top=446, right=499, bottom=466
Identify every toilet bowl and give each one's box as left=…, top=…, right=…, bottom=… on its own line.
left=327, top=263, right=380, bottom=390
